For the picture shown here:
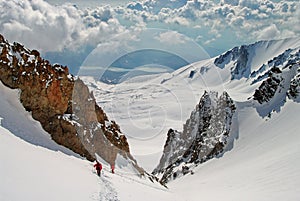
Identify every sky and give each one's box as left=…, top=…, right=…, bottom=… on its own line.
left=0, top=0, right=299, bottom=75
left=44, top=0, right=134, bottom=7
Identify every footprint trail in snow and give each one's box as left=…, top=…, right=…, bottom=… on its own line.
left=98, top=174, right=119, bottom=201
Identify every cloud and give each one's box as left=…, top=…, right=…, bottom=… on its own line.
left=0, top=0, right=125, bottom=52
left=165, top=16, right=190, bottom=26
left=0, top=0, right=299, bottom=58
left=154, top=31, right=187, bottom=45
left=221, top=0, right=239, bottom=6
left=255, top=24, right=280, bottom=40
left=1, top=0, right=76, bottom=51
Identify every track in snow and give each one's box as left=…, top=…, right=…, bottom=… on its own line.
left=98, top=176, right=119, bottom=201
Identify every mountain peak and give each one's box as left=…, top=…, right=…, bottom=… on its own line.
left=153, top=90, right=236, bottom=184
left=214, top=38, right=300, bottom=80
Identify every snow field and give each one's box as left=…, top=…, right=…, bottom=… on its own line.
left=1, top=37, right=300, bottom=200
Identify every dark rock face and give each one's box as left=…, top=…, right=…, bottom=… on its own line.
left=252, top=61, right=300, bottom=106
left=182, top=91, right=236, bottom=163
left=0, top=34, right=137, bottom=169
left=153, top=91, right=236, bottom=184
left=189, top=70, right=196, bottom=78
left=249, top=47, right=300, bottom=117
left=214, top=38, right=300, bottom=114
left=253, top=60, right=300, bottom=118
left=152, top=128, right=184, bottom=176
left=253, top=67, right=283, bottom=104
left=288, top=67, right=300, bottom=100
left=214, top=44, right=251, bottom=79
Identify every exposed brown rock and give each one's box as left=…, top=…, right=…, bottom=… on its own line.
left=0, top=34, right=135, bottom=166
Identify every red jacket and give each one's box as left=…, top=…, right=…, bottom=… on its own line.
left=94, top=163, right=102, bottom=170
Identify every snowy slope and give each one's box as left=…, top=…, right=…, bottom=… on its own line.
left=169, top=100, right=300, bottom=201
left=1, top=82, right=300, bottom=201
left=0, top=125, right=177, bottom=201
left=1, top=37, right=300, bottom=201
left=0, top=82, right=101, bottom=201
left=0, top=80, right=172, bottom=201
left=0, top=127, right=101, bottom=201
left=83, top=37, right=300, bottom=171
left=81, top=37, right=300, bottom=200
left=0, top=82, right=80, bottom=158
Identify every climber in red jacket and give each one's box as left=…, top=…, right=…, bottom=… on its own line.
left=94, top=161, right=102, bottom=177
left=111, top=164, right=115, bottom=174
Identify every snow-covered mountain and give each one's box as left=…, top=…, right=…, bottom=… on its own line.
left=1, top=35, right=300, bottom=200
left=149, top=37, right=300, bottom=184
left=76, top=36, right=300, bottom=198
left=84, top=37, right=300, bottom=180
left=153, top=91, right=236, bottom=184
left=214, top=37, right=300, bottom=117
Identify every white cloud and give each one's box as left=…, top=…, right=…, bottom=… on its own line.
left=0, top=0, right=299, bottom=57
left=221, top=0, right=239, bottom=6
left=165, top=16, right=190, bottom=26
left=0, top=0, right=125, bottom=52
left=255, top=24, right=281, bottom=40
left=228, top=15, right=244, bottom=26
left=154, top=31, right=187, bottom=45
left=239, top=0, right=260, bottom=9
left=204, top=38, right=216, bottom=45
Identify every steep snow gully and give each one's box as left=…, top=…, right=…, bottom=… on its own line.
left=1, top=37, right=300, bottom=201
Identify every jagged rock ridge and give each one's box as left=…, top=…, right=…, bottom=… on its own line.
left=247, top=47, right=300, bottom=117
left=0, top=34, right=143, bottom=174
left=288, top=66, right=300, bottom=100
left=153, top=91, right=236, bottom=184
left=214, top=44, right=253, bottom=79
left=253, top=54, right=300, bottom=103
left=214, top=38, right=300, bottom=116
left=214, top=39, right=300, bottom=81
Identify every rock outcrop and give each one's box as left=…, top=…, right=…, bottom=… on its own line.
left=214, top=38, right=300, bottom=115
left=214, top=44, right=252, bottom=79
left=153, top=91, right=236, bottom=184
left=251, top=48, right=300, bottom=115
left=287, top=67, right=300, bottom=101
left=253, top=67, right=283, bottom=104
left=0, top=34, right=141, bottom=172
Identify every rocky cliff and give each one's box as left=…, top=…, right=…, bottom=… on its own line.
left=250, top=48, right=300, bottom=116
left=0, top=34, right=142, bottom=173
left=214, top=38, right=300, bottom=116
left=214, top=44, right=252, bottom=79
left=253, top=60, right=300, bottom=103
left=153, top=91, right=236, bottom=184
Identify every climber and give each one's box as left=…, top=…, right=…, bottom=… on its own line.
left=111, top=164, right=115, bottom=174
left=94, top=161, right=102, bottom=177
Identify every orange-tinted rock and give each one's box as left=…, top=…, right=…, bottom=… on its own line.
left=0, top=34, right=134, bottom=164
